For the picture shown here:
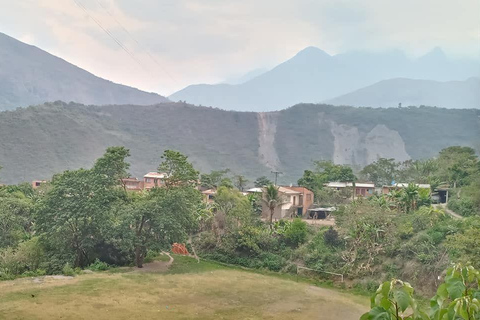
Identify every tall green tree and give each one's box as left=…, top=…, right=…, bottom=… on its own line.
left=262, top=184, right=285, bottom=224
left=36, top=147, right=130, bottom=268
left=254, top=176, right=272, bottom=188
left=118, top=187, right=200, bottom=268
left=200, top=169, right=230, bottom=189
left=233, top=175, right=249, bottom=191
left=298, top=161, right=356, bottom=191
left=436, top=146, right=479, bottom=188
left=158, top=150, right=199, bottom=188
left=361, top=158, right=399, bottom=187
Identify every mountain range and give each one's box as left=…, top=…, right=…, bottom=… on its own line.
left=170, top=47, right=480, bottom=111
left=0, top=101, right=478, bottom=185
left=0, top=32, right=168, bottom=111
left=325, top=77, right=480, bottom=109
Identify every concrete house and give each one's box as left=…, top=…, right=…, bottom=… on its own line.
left=261, top=186, right=314, bottom=220
left=121, top=178, right=144, bottom=191
left=143, top=172, right=167, bottom=190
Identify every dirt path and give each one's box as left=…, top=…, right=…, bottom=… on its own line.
left=434, top=204, right=463, bottom=219
left=134, top=252, right=174, bottom=273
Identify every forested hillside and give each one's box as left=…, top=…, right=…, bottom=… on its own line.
left=0, top=32, right=168, bottom=111
left=0, top=101, right=478, bottom=185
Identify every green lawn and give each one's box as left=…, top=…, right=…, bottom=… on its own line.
left=0, top=256, right=368, bottom=319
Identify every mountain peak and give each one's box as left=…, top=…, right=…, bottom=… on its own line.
left=294, top=46, right=331, bottom=60
left=420, top=47, right=447, bottom=60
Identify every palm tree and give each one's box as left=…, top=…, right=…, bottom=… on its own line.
left=262, top=184, right=284, bottom=224
left=402, top=183, right=419, bottom=213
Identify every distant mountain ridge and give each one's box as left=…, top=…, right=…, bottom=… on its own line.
left=170, top=46, right=480, bottom=111
left=325, top=77, right=480, bottom=109
left=0, top=32, right=168, bottom=111
left=0, top=101, right=478, bottom=185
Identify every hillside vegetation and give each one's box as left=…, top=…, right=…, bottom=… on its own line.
left=0, top=101, right=479, bottom=184
left=0, top=32, right=168, bottom=111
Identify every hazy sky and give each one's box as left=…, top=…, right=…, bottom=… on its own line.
left=1, top=0, right=479, bottom=95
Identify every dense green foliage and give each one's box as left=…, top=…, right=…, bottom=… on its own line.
left=362, top=264, right=480, bottom=319
left=0, top=148, right=202, bottom=278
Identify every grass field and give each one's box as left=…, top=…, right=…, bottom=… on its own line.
left=0, top=256, right=368, bottom=319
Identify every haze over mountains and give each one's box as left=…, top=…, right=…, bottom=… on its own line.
left=0, top=32, right=168, bottom=111
left=0, top=32, right=479, bottom=185
left=170, top=47, right=480, bottom=111
left=325, top=78, right=480, bottom=109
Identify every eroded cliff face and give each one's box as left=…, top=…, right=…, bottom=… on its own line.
left=329, top=121, right=410, bottom=166
left=257, top=112, right=281, bottom=170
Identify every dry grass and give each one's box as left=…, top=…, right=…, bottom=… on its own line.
left=0, top=257, right=367, bottom=319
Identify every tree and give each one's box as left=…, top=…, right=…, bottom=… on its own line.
left=119, top=187, right=200, bottom=268
left=214, top=186, right=254, bottom=227
left=158, top=150, right=199, bottom=188
left=437, top=147, right=479, bottom=188
left=262, top=184, right=285, bottom=224
left=254, top=176, right=272, bottom=188
left=360, top=158, right=399, bottom=187
left=0, top=188, right=34, bottom=249
left=233, top=175, right=249, bottom=191
left=298, top=161, right=356, bottom=191
left=401, top=184, right=420, bottom=213
left=36, top=147, right=130, bottom=268
left=201, top=169, right=230, bottom=189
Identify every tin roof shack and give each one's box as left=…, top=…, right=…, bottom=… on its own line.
left=307, top=207, right=336, bottom=219
left=382, top=183, right=431, bottom=195
left=324, top=182, right=375, bottom=198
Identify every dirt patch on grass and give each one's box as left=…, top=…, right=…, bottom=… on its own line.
left=134, top=252, right=174, bottom=273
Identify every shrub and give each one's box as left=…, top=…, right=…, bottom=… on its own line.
left=62, top=263, right=75, bottom=276
left=283, top=218, right=308, bottom=246
left=88, top=258, right=110, bottom=271
left=0, top=267, right=15, bottom=280
left=258, top=252, right=287, bottom=271
left=448, top=198, right=477, bottom=217
left=323, top=227, right=340, bottom=247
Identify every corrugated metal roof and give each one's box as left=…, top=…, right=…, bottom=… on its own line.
left=144, top=172, right=167, bottom=179
left=325, top=182, right=374, bottom=188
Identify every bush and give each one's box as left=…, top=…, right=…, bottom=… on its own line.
left=448, top=198, right=477, bottom=217
left=62, top=263, right=75, bottom=276
left=88, top=258, right=110, bottom=271
left=323, top=227, right=340, bottom=246
left=258, top=252, right=286, bottom=271
left=283, top=218, right=308, bottom=246
left=0, top=267, right=15, bottom=280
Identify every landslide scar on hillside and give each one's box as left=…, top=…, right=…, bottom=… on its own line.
left=257, top=112, right=280, bottom=170
left=329, top=121, right=410, bottom=166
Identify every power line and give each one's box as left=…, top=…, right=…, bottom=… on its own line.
left=94, top=0, right=178, bottom=85
left=271, top=171, right=283, bottom=186
left=72, top=0, right=153, bottom=78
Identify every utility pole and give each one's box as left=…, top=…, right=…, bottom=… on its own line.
left=271, top=171, right=283, bottom=186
